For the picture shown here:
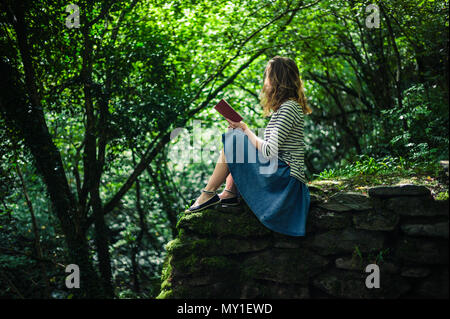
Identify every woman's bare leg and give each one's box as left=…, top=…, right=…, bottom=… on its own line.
left=218, top=173, right=238, bottom=199
left=191, top=148, right=229, bottom=207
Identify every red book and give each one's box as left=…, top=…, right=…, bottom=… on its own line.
left=214, top=99, right=243, bottom=122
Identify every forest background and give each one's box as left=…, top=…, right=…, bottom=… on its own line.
left=0, top=0, right=448, bottom=298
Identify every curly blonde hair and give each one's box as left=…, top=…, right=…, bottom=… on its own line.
left=259, top=56, right=313, bottom=117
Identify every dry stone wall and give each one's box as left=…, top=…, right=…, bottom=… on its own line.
left=157, top=184, right=449, bottom=299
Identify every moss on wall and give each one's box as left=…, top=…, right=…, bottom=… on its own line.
left=157, top=183, right=449, bottom=299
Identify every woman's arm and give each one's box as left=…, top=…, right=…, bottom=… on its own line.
left=244, top=125, right=265, bottom=152
left=226, top=119, right=264, bottom=152
left=226, top=102, right=300, bottom=158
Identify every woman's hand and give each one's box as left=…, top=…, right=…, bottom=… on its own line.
left=227, top=118, right=263, bottom=151
left=226, top=118, right=248, bottom=132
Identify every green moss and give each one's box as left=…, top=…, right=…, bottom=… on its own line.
left=161, top=255, right=172, bottom=283
left=166, top=237, right=210, bottom=258
left=156, top=257, right=173, bottom=299
left=156, top=288, right=173, bottom=299
left=176, top=209, right=216, bottom=230
left=165, top=238, right=182, bottom=253
left=167, top=235, right=271, bottom=264
left=158, top=284, right=191, bottom=299
left=177, top=211, right=214, bottom=234
left=160, top=278, right=171, bottom=291
left=173, top=254, right=199, bottom=273
left=436, top=191, right=449, bottom=201
left=177, top=227, right=188, bottom=239
left=176, top=208, right=270, bottom=237
left=172, top=254, right=235, bottom=275
left=201, top=256, right=234, bottom=269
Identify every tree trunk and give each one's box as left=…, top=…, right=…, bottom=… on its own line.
left=15, top=164, right=51, bottom=298
left=0, top=61, right=104, bottom=300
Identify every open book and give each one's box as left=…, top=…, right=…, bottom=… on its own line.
left=214, top=99, right=243, bottom=122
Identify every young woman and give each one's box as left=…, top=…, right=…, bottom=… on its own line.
left=187, top=56, right=313, bottom=237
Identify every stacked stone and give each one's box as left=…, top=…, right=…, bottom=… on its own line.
left=157, top=184, right=448, bottom=299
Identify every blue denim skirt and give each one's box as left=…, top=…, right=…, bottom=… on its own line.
left=221, top=128, right=310, bottom=237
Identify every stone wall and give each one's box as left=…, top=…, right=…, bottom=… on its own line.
left=157, top=184, right=449, bottom=299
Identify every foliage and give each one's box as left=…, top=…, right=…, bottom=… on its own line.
left=0, top=0, right=448, bottom=298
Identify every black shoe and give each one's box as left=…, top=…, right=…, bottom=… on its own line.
left=187, top=190, right=221, bottom=213
left=219, top=189, right=240, bottom=206
left=220, top=197, right=240, bottom=206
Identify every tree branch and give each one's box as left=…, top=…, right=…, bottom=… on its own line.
left=94, top=0, right=307, bottom=222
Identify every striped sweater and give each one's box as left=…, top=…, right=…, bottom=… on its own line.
left=260, top=99, right=308, bottom=184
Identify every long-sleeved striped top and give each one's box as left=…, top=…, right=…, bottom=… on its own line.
left=260, top=99, right=308, bottom=184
